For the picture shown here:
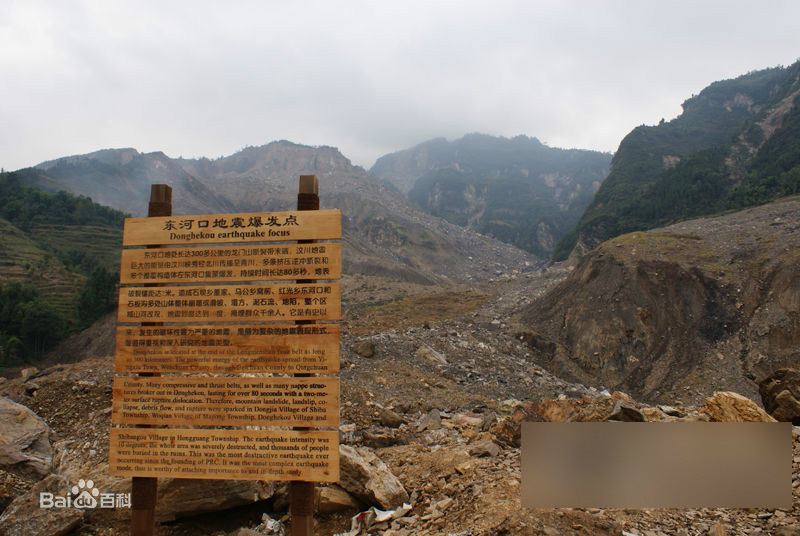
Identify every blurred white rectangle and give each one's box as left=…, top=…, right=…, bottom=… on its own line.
left=522, top=422, right=791, bottom=508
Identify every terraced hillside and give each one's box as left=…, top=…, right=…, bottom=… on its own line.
left=0, top=218, right=85, bottom=317
left=0, top=173, right=127, bottom=365
left=27, top=224, right=123, bottom=274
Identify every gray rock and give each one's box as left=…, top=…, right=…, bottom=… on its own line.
left=362, top=430, right=405, bottom=448
left=415, top=345, right=447, bottom=365
left=155, top=479, right=275, bottom=522
left=658, top=405, right=683, bottom=417
left=0, top=396, right=53, bottom=478
left=468, top=439, right=501, bottom=457
left=606, top=400, right=645, bottom=422
left=351, top=340, right=375, bottom=358
left=338, top=445, right=409, bottom=509
left=759, top=368, right=800, bottom=424
left=415, top=409, right=442, bottom=432
left=317, top=484, right=362, bottom=514
left=379, top=408, right=405, bottom=428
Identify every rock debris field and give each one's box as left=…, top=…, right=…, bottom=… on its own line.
left=1, top=269, right=799, bottom=535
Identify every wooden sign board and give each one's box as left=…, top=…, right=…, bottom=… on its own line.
left=117, top=283, right=340, bottom=322
left=109, top=429, right=339, bottom=482
left=115, top=324, right=340, bottom=374
left=122, top=210, right=341, bottom=246
left=112, top=376, right=338, bottom=427
left=120, top=243, right=341, bottom=284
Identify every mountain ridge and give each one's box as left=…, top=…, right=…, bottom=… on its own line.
left=555, top=60, right=800, bottom=260
left=370, top=133, right=611, bottom=256
left=14, top=141, right=538, bottom=285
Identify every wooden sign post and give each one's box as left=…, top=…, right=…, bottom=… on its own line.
left=131, top=184, right=171, bottom=536
left=290, top=175, right=320, bottom=536
left=111, top=179, right=341, bottom=536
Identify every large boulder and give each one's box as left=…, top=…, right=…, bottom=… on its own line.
left=338, top=445, right=408, bottom=509
left=351, top=340, right=375, bottom=358
left=759, top=368, right=800, bottom=424
left=491, top=392, right=639, bottom=447
left=0, top=397, right=53, bottom=479
left=155, top=479, right=275, bottom=522
left=316, top=484, right=362, bottom=514
left=701, top=391, right=776, bottom=422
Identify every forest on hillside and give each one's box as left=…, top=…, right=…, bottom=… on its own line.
left=553, top=62, right=800, bottom=260
left=0, top=173, right=125, bottom=366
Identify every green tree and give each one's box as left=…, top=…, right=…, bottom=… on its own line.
left=19, top=299, right=67, bottom=355
left=77, top=267, right=118, bottom=328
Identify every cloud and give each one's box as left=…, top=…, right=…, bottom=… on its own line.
left=1, top=0, right=798, bottom=171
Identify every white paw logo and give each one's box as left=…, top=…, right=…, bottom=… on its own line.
left=71, top=479, right=99, bottom=509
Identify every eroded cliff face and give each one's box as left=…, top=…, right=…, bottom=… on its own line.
left=520, top=198, right=800, bottom=405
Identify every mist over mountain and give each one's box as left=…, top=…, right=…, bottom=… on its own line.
left=14, top=141, right=536, bottom=285
left=555, top=60, right=800, bottom=260
left=30, top=148, right=235, bottom=216
left=371, top=134, right=611, bottom=257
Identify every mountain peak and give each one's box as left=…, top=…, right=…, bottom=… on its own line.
left=209, top=140, right=353, bottom=178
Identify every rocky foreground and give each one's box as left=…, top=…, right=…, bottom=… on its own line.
left=1, top=323, right=799, bottom=536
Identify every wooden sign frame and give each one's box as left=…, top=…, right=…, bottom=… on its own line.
left=111, top=178, right=340, bottom=536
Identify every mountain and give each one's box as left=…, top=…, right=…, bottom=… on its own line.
left=14, top=141, right=537, bottom=285
left=555, top=60, right=800, bottom=260
left=28, top=148, right=235, bottom=216
left=370, top=134, right=611, bottom=257
left=520, top=196, right=800, bottom=405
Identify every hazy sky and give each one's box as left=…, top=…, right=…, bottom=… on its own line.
left=1, top=1, right=798, bottom=171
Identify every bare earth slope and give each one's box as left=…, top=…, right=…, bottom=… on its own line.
left=520, top=196, right=800, bottom=405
